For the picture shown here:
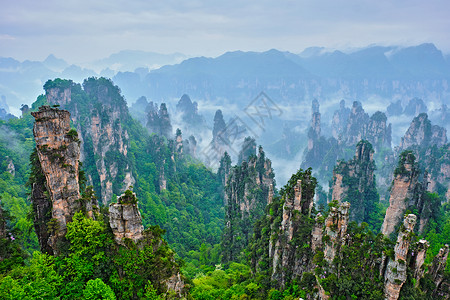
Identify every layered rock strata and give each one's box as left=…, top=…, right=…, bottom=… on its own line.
left=384, top=214, right=417, bottom=300
left=381, top=151, right=426, bottom=237
left=108, top=191, right=144, bottom=245
left=32, top=106, right=82, bottom=249
left=330, top=141, right=377, bottom=223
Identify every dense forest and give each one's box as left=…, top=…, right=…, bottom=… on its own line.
left=0, top=77, right=449, bottom=299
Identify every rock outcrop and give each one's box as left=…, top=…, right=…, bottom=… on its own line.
left=237, top=136, right=256, bottom=165
left=381, top=151, right=427, bottom=237
left=384, top=214, right=417, bottom=300
left=108, top=191, right=144, bottom=245
left=323, top=202, right=350, bottom=266
left=330, top=141, right=379, bottom=224
left=338, top=101, right=391, bottom=151
left=221, top=145, right=274, bottom=262
left=31, top=106, right=98, bottom=253
left=176, top=94, right=204, bottom=127
left=45, top=78, right=135, bottom=204
left=267, top=170, right=317, bottom=287
left=301, top=99, right=337, bottom=175
left=396, top=113, right=449, bottom=201
left=331, top=100, right=350, bottom=140
left=339, top=101, right=370, bottom=146
left=211, top=109, right=230, bottom=157
left=146, top=103, right=172, bottom=139
left=427, top=245, right=449, bottom=296
left=398, top=113, right=447, bottom=151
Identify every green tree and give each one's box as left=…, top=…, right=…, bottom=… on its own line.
left=83, top=278, right=116, bottom=300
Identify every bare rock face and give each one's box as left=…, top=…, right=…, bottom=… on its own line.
left=412, top=239, right=429, bottom=287
left=164, top=273, right=186, bottom=297
left=221, top=146, right=274, bottom=262
left=384, top=214, right=417, bottom=300
left=427, top=245, right=449, bottom=295
left=108, top=191, right=144, bottom=245
left=268, top=171, right=316, bottom=287
left=45, top=79, right=135, bottom=204
left=324, top=202, right=350, bottom=265
left=381, top=151, right=425, bottom=237
left=399, top=113, right=447, bottom=151
left=302, top=99, right=336, bottom=173
left=332, top=100, right=351, bottom=140
left=330, top=141, right=378, bottom=224
left=6, top=157, right=15, bottom=176
left=338, top=102, right=392, bottom=151
left=238, top=137, right=256, bottom=165
left=339, top=101, right=370, bottom=146
left=31, top=179, right=54, bottom=254
left=31, top=106, right=82, bottom=250
left=46, top=87, right=71, bottom=106
left=311, top=213, right=323, bottom=252
left=366, top=111, right=392, bottom=149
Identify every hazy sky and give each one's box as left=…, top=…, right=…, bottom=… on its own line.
left=1, top=0, right=450, bottom=63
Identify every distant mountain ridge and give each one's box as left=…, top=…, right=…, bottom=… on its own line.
left=1, top=43, right=450, bottom=115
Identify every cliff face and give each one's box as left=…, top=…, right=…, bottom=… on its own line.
left=237, top=137, right=256, bottom=165
left=221, top=146, right=274, bottom=262
left=396, top=113, right=449, bottom=201
left=268, top=172, right=317, bottom=287
left=250, top=166, right=448, bottom=299
left=399, top=113, right=447, bottom=151
left=330, top=141, right=379, bottom=224
left=302, top=100, right=392, bottom=185
left=384, top=214, right=417, bottom=300
left=302, top=99, right=337, bottom=174
left=176, top=94, right=204, bottom=128
left=147, top=103, right=173, bottom=139
left=340, top=101, right=370, bottom=146
left=31, top=106, right=98, bottom=253
left=323, top=202, right=350, bottom=266
left=381, top=151, right=427, bottom=237
left=45, top=79, right=135, bottom=204
left=331, top=100, right=350, bottom=140
left=338, top=101, right=391, bottom=151
left=427, top=245, right=450, bottom=297
left=108, top=191, right=144, bottom=245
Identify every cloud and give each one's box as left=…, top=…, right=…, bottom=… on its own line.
left=1, top=0, right=449, bottom=62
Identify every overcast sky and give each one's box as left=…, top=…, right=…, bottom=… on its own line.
left=1, top=0, right=450, bottom=63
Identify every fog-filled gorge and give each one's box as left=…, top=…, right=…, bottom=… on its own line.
left=1, top=2, right=450, bottom=298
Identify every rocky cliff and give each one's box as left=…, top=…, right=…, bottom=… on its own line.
left=44, top=78, right=135, bottom=204
left=211, top=109, right=230, bottom=158
left=31, top=105, right=98, bottom=253
left=427, top=245, right=450, bottom=297
left=301, top=99, right=337, bottom=177
left=323, top=202, right=350, bottom=266
left=108, top=190, right=144, bottom=245
left=338, top=101, right=392, bottom=151
left=383, top=214, right=417, bottom=300
left=249, top=165, right=449, bottom=299
left=330, top=140, right=379, bottom=224
left=267, top=170, right=317, bottom=287
left=381, top=151, right=428, bottom=237
left=302, top=100, right=392, bottom=184
left=398, top=113, right=447, bottom=152
left=146, top=102, right=173, bottom=139
left=331, top=100, right=350, bottom=140
left=176, top=94, right=204, bottom=128
left=221, top=145, right=274, bottom=262
left=397, top=113, right=450, bottom=202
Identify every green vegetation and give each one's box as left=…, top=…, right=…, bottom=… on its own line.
left=0, top=78, right=449, bottom=299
